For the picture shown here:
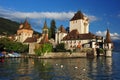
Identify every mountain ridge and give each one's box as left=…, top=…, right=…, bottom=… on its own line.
left=0, top=17, right=40, bottom=35
left=0, top=17, right=20, bottom=35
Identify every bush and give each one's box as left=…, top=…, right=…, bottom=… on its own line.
left=55, top=43, right=66, bottom=52
left=99, top=48, right=105, bottom=54
left=34, top=43, right=53, bottom=56
left=80, top=48, right=92, bottom=53
left=0, top=37, right=28, bottom=53
left=34, top=47, right=42, bottom=56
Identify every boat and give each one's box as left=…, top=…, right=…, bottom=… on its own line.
left=0, top=53, right=5, bottom=62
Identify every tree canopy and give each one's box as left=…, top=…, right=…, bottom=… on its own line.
left=49, top=19, right=56, bottom=39
left=0, top=37, right=28, bottom=53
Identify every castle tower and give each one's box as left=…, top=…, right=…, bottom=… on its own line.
left=17, top=19, right=33, bottom=42
left=42, top=20, right=48, bottom=36
left=40, top=20, right=49, bottom=44
left=70, top=11, right=89, bottom=34
left=104, top=29, right=113, bottom=57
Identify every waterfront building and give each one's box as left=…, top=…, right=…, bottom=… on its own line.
left=55, top=25, right=67, bottom=44
left=104, top=29, right=113, bottom=57
left=17, top=19, right=33, bottom=43
left=39, top=20, right=49, bottom=44
left=27, top=20, right=49, bottom=54
left=56, top=11, right=103, bottom=50
left=15, top=11, right=113, bottom=57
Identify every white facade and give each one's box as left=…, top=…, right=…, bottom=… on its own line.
left=17, top=19, right=33, bottom=43
left=70, top=16, right=89, bottom=34
left=55, top=32, right=67, bottom=44
left=62, top=40, right=90, bottom=50
left=17, top=29, right=33, bottom=42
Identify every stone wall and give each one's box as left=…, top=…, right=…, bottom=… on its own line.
left=39, top=52, right=87, bottom=58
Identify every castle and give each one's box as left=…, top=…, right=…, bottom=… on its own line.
left=16, top=19, right=49, bottom=54
left=16, top=11, right=113, bottom=57
left=56, top=11, right=103, bottom=50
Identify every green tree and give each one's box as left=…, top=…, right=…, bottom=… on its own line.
left=50, top=19, right=56, bottom=39
left=65, top=27, right=69, bottom=33
left=0, top=37, right=28, bottom=53
left=34, top=43, right=53, bottom=56
left=56, top=43, right=66, bottom=52
left=48, top=28, right=51, bottom=39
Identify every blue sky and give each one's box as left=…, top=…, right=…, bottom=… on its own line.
left=0, top=0, right=120, bottom=40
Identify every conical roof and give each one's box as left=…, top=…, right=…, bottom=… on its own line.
left=22, top=19, right=33, bottom=30
left=43, top=20, right=48, bottom=29
left=105, top=29, right=112, bottom=43
left=58, top=25, right=67, bottom=33
left=39, top=34, right=49, bottom=44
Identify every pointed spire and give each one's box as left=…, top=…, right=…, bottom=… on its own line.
left=40, top=34, right=49, bottom=44
left=58, top=25, right=67, bottom=33
left=105, top=29, right=112, bottom=43
left=43, top=20, right=48, bottom=29
left=22, top=18, right=32, bottom=30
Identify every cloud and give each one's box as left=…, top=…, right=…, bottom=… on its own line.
left=118, top=14, right=120, bottom=17
left=96, top=30, right=120, bottom=40
left=0, top=7, right=98, bottom=32
left=12, top=11, right=75, bottom=20
left=87, top=15, right=98, bottom=22
left=0, top=7, right=98, bottom=22
left=0, top=7, right=74, bottom=21
left=84, top=13, right=98, bottom=22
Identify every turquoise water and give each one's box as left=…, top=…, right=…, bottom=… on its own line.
left=0, top=52, right=120, bottom=80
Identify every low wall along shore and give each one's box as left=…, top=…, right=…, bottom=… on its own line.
left=34, top=52, right=87, bottom=58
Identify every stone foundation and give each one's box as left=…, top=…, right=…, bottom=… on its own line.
left=37, top=52, right=87, bottom=58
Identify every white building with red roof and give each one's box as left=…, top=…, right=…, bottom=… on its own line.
left=56, top=11, right=103, bottom=50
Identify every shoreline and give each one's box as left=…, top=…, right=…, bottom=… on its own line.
left=3, top=51, right=109, bottom=59
left=21, top=52, right=96, bottom=59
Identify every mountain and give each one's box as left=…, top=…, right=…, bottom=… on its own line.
left=0, top=17, right=41, bottom=35
left=0, top=17, right=20, bottom=35
left=113, top=40, right=120, bottom=52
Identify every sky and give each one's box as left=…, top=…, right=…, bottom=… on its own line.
left=0, top=0, right=120, bottom=40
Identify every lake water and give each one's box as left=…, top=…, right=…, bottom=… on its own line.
left=0, top=52, right=120, bottom=80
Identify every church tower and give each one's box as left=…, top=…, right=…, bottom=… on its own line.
left=17, top=19, right=33, bottom=42
left=39, top=20, right=49, bottom=44
left=70, top=11, right=89, bottom=34
left=42, top=20, right=48, bottom=36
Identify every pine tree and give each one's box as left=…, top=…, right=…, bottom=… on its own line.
left=50, top=19, right=56, bottom=39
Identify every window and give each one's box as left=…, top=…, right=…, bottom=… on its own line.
left=74, top=41, right=76, bottom=43
left=73, top=21, right=74, bottom=23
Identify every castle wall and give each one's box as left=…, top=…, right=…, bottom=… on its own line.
left=70, top=17, right=89, bottom=34
left=29, top=43, right=36, bottom=55
left=55, top=32, right=67, bottom=44
left=17, top=29, right=33, bottom=42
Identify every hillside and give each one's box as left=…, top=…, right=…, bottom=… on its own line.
left=0, top=17, right=20, bottom=35
left=113, top=40, right=120, bottom=52
left=0, top=17, right=41, bottom=35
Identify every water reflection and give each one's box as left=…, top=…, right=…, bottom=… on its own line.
left=88, top=57, right=112, bottom=80
left=0, top=54, right=120, bottom=80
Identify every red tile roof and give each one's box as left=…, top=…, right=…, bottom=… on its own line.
left=24, top=37, right=37, bottom=43
left=105, top=29, right=112, bottom=43
left=39, top=34, right=49, bottom=44
left=58, top=25, right=67, bottom=33
left=70, top=11, right=84, bottom=21
left=19, top=19, right=33, bottom=30
left=62, top=29, right=100, bottom=40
